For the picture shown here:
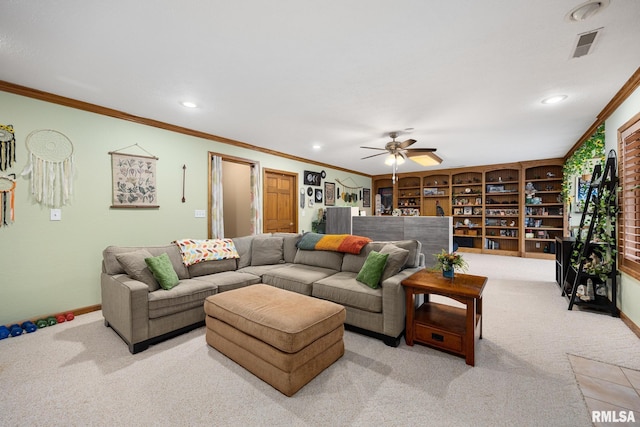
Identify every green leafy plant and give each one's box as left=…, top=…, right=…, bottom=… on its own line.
left=570, top=186, right=618, bottom=281
left=561, top=123, right=605, bottom=203
left=432, top=249, right=468, bottom=272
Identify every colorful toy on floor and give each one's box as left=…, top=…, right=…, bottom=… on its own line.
left=65, top=312, right=74, bottom=321
left=0, top=325, right=9, bottom=340
left=36, top=318, right=48, bottom=328
left=9, top=324, right=22, bottom=337
left=21, top=321, right=37, bottom=333
left=55, top=314, right=66, bottom=323
left=46, top=316, right=57, bottom=326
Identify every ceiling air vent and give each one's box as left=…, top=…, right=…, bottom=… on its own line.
left=572, top=28, right=601, bottom=58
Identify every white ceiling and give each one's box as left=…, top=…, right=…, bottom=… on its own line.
left=1, top=1, right=639, bottom=176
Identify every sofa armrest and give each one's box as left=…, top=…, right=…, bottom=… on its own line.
left=380, top=267, right=422, bottom=338
left=101, top=273, right=150, bottom=346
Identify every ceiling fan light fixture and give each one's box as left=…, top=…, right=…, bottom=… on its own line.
left=408, top=152, right=442, bottom=166
left=385, top=154, right=405, bottom=166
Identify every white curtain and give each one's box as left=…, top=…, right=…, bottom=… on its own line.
left=250, top=164, right=263, bottom=234
left=210, top=155, right=224, bottom=238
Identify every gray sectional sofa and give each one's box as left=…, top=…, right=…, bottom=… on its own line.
left=101, top=233, right=424, bottom=353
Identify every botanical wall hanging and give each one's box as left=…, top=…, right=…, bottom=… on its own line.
left=21, top=129, right=74, bottom=207
left=0, top=124, right=16, bottom=171
left=109, top=144, right=159, bottom=208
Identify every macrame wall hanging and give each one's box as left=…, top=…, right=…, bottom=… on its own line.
left=21, top=129, right=75, bottom=208
left=0, top=124, right=17, bottom=171
left=0, top=174, right=16, bottom=227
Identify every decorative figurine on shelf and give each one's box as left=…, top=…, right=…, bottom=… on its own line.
left=436, top=200, right=445, bottom=217
left=525, top=182, right=536, bottom=197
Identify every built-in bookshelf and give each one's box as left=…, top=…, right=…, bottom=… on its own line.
left=484, top=168, right=520, bottom=256
left=371, top=158, right=566, bottom=259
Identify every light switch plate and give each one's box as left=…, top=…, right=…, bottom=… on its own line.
left=50, top=209, right=62, bottom=221
left=194, top=209, right=206, bottom=218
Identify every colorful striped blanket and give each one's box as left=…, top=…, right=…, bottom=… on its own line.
left=296, top=232, right=371, bottom=255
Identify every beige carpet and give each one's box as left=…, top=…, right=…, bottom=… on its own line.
left=1, top=253, right=640, bottom=426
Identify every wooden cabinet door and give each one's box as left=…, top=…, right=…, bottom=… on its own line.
left=263, top=169, right=297, bottom=233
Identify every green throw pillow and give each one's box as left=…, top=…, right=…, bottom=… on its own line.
left=356, top=251, right=389, bottom=289
left=145, top=253, right=179, bottom=290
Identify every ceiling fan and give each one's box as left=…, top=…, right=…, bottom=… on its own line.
left=361, top=132, right=442, bottom=183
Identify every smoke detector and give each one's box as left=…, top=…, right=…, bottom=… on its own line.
left=567, top=1, right=609, bottom=22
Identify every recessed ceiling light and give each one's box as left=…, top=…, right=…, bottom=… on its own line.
left=312, top=144, right=322, bottom=150
left=541, top=95, right=568, bottom=105
left=180, top=101, right=198, bottom=108
left=567, top=1, right=609, bottom=22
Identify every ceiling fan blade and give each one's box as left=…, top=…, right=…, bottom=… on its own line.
left=359, top=146, right=387, bottom=151
left=406, top=148, right=437, bottom=154
left=361, top=152, right=388, bottom=160
left=397, top=139, right=417, bottom=149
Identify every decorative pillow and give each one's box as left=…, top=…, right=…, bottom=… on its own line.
left=116, top=249, right=159, bottom=291
left=356, top=251, right=389, bottom=289
left=173, top=238, right=239, bottom=267
left=251, top=236, right=284, bottom=266
left=379, top=244, right=410, bottom=282
left=145, top=253, right=180, bottom=290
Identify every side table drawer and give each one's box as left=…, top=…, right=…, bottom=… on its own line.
left=415, top=324, right=462, bottom=353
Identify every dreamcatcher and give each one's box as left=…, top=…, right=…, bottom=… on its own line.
left=0, top=174, right=16, bottom=227
left=0, top=124, right=16, bottom=171
left=21, top=129, right=75, bottom=207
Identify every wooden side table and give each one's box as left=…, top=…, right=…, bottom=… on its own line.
left=401, top=269, right=487, bottom=366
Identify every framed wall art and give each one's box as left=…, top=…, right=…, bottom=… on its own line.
left=362, top=188, right=371, bottom=207
left=304, top=170, right=322, bottom=186
left=574, top=176, right=591, bottom=212
left=324, top=182, right=335, bottom=206
left=110, top=152, right=159, bottom=208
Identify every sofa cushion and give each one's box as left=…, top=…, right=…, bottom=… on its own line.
left=379, top=244, right=410, bottom=282
left=188, top=258, right=237, bottom=278
left=294, top=249, right=343, bottom=271
left=356, top=251, right=388, bottom=289
left=237, top=263, right=291, bottom=277
left=273, top=233, right=301, bottom=263
left=232, top=234, right=265, bottom=269
left=103, top=244, right=189, bottom=279
left=116, top=249, right=160, bottom=291
left=313, top=272, right=382, bottom=313
left=251, top=236, right=284, bottom=266
left=262, top=265, right=338, bottom=295
left=147, top=279, right=219, bottom=319
left=145, top=253, right=180, bottom=290
left=190, top=271, right=262, bottom=293
left=340, top=242, right=385, bottom=273
left=391, top=240, right=422, bottom=268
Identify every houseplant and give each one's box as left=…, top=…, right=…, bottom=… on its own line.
left=561, top=123, right=605, bottom=204
left=433, top=249, right=468, bottom=278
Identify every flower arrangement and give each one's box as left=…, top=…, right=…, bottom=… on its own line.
left=433, top=250, right=468, bottom=273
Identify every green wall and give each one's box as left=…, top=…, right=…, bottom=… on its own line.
left=605, top=85, right=640, bottom=327
left=0, top=90, right=371, bottom=325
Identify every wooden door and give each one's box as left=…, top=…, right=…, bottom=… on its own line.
left=263, top=169, right=297, bottom=233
